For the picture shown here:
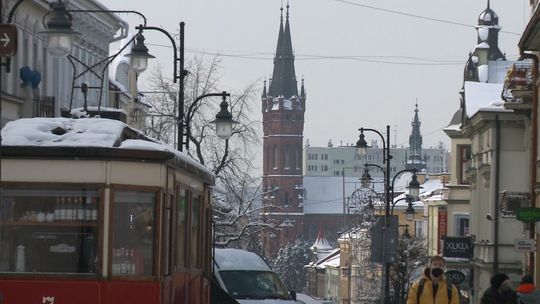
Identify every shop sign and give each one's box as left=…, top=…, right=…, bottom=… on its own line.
left=445, top=270, right=466, bottom=285
left=443, top=236, right=473, bottom=259
left=0, top=24, right=17, bottom=57
left=514, top=238, right=536, bottom=252
left=516, top=207, right=540, bottom=223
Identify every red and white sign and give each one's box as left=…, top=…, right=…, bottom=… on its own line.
left=438, top=209, right=448, bottom=254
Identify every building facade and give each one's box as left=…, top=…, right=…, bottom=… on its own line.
left=304, top=106, right=449, bottom=179
left=261, top=4, right=306, bottom=257
left=445, top=3, right=530, bottom=302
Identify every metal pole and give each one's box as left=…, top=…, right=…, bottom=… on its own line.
left=178, top=22, right=185, bottom=151
left=343, top=168, right=346, bottom=232
left=384, top=124, right=391, bottom=304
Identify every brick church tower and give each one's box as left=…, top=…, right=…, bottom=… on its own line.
left=261, top=3, right=305, bottom=257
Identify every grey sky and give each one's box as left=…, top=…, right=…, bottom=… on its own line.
left=105, top=0, right=528, bottom=151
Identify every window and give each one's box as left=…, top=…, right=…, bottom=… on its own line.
left=284, top=192, right=289, bottom=206
left=454, top=214, right=470, bottom=236
left=0, top=188, right=100, bottom=274
left=296, top=147, right=301, bottom=169
left=272, top=145, right=278, bottom=169
left=458, top=145, right=471, bottom=184
left=112, top=191, right=156, bottom=277
left=284, top=145, right=290, bottom=169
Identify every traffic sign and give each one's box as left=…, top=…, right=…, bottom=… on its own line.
left=514, top=238, right=536, bottom=252
left=516, top=207, right=540, bottom=223
left=0, top=24, right=17, bottom=57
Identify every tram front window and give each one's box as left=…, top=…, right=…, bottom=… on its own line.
left=0, top=188, right=100, bottom=274
left=112, top=191, right=156, bottom=277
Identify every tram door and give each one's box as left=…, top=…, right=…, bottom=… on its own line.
left=162, top=194, right=174, bottom=304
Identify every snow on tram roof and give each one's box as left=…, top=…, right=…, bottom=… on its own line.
left=1, top=117, right=214, bottom=177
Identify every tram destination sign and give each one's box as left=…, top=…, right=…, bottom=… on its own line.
left=0, top=24, right=17, bottom=57
left=516, top=207, right=540, bottom=223
left=443, top=236, right=473, bottom=259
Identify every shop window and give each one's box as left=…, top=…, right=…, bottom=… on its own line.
left=454, top=214, right=470, bottom=236
left=112, top=191, right=156, bottom=277
left=0, top=188, right=100, bottom=274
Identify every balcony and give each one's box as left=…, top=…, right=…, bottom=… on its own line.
left=33, top=96, right=55, bottom=118
left=502, top=62, right=533, bottom=112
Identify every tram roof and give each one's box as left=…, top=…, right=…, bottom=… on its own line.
left=1, top=117, right=215, bottom=183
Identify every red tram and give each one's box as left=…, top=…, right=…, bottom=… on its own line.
left=0, top=118, right=214, bottom=304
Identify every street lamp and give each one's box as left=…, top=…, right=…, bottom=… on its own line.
left=134, top=24, right=237, bottom=151
left=40, top=0, right=81, bottom=58
left=355, top=125, right=421, bottom=304
left=40, top=0, right=150, bottom=111
left=124, top=34, right=155, bottom=73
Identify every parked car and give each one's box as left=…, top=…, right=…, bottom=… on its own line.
left=295, top=293, right=335, bottom=304
left=213, top=248, right=297, bottom=303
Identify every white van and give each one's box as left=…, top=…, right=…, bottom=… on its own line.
left=213, top=248, right=297, bottom=303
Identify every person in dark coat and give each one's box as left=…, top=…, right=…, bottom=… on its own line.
left=481, top=273, right=518, bottom=304
left=516, top=274, right=540, bottom=304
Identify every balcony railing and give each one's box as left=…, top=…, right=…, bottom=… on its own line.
left=34, top=96, right=55, bottom=118
left=503, top=61, right=533, bottom=111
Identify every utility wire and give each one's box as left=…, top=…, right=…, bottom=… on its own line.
left=333, top=0, right=522, bottom=36
left=146, top=43, right=520, bottom=66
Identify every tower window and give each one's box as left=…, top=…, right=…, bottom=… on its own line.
left=273, top=145, right=278, bottom=169
left=284, top=145, right=290, bottom=169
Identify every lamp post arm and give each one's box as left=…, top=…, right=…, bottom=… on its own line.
left=390, top=196, right=408, bottom=215
left=184, top=92, right=230, bottom=151
left=390, top=168, right=417, bottom=199
left=42, top=8, right=147, bottom=28
left=6, top=0, right=24, bottom=23
left=136, top=25, right=182, bottom=83
left=358, top=127, right=387, bottom=159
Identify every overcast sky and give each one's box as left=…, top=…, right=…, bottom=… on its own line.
left=104, top=0, right=528, bottom=151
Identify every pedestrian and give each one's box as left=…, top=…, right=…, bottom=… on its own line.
left=516, top=274, right=540, bottom=304
left=480, top=273, right=518, bottom=304
left=406, top=255, right=459, bottom=304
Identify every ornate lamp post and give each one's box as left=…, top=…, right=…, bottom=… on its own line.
left=355, top=125, right=421, bottom=304
left=40, top=0, right=237, bottom=152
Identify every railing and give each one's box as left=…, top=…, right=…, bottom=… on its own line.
left=502, top=61, right=533, bottom=109
left=34, top=96, right=55, bottom=118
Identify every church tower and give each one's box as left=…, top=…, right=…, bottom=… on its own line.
left=261, top=3, right=305, bottom=257
left=405, top=104, right=426, bottom=171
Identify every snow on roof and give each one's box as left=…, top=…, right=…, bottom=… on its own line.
left=269, top=97, right=302, bottom=111
left=443, top=123, right=461, bottom=132
left=316, top=252, right=340, bottom=268
left=464, top=81, right=504, bottom=117
left=214, top=248, right=270, bottom=271
left=1, top=117, right=214, bottom=177
left=311, top=227, right=333, bottom=251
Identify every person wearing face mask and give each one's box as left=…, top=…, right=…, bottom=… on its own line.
left=406, top=255, right=459, bottom=304
left=480, top=273, right=518, bottom=304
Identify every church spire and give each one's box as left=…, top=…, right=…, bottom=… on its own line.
left=269, top=3, right=298, bottom=99
left=405, top=103, right=426, bottom=171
